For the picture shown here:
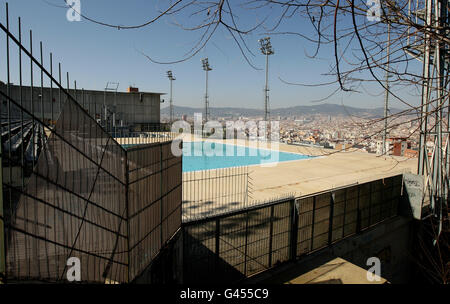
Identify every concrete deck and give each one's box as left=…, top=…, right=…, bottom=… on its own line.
left=184, top=136, right=416, bottom=202
left=247, top=146, right=415, bottom=201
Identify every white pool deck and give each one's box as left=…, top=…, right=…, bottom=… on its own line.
left=181, top=135, right=416, bottom=201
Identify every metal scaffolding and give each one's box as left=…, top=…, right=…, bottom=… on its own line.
left=103, top=81, right=119, bottom=134
left=405, top=0, right=449, bottom=239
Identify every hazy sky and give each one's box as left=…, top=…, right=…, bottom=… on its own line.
left=0, top=0, right=421, bottom=110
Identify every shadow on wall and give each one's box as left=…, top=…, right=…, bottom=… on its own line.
left=183, top=230, right=246, bottom=284
left=132, top=231, right=183, bottom=284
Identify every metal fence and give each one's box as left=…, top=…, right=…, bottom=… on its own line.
left=182, top=166, right=250, bottom=222
left=113, top=132, right=177, bottom=147
left=0, top=5, right=181, bottom=283
left=127, top=142, right=182, bottom=280
left=182, top=174, right=403, bottom=283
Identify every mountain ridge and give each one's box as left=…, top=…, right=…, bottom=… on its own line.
left=161, top=103, right=410, bottom=118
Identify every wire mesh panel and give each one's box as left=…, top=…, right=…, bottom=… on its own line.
left=161, top=142, right=182, bottom=242
left=296, top=178, right=404, bottom=258
left=270, top=201, right=291, bottom=266
left=370, top=179, right=383, bottom=225
left=182, top=166, right=249, bottom=222
left=183, top=220, right=222, bottom=284
left=391, top=175, right=402, bottom=216
left=331, top=189, right=346, bottom=243
left=380, top=177, right=394, bottom=220
left=182, top=175, right=404, bottom=284
left=312, top=193, right=331, bottom=250
left=182, top=198, right=295, bottom=283
left=218, top=212, right=248, bottom=276
left=343, top=185, right=359, bottom=237
left=0, top=8, right=182, bottom=283
left=3, top=75, right=129, bottom=283
left=359, top=182, right=371, bottom=230
left=126, top=141, right=182, bottom=280
left=242, top=207, right=271, bottom=276
left=296, top=197, right=314, bottom=255
left=0, top=10, right=132, bottom=281
left=182, top=199, right=291, bottom=282
left=114, top=132, right=176, bottom=147
left=127, top=144, right=161, bottom=281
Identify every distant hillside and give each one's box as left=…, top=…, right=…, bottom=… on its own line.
left=161, top=103, right=410, bottom=118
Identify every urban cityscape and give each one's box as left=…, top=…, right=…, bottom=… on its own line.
left=162, top=108, right=429, bottom=157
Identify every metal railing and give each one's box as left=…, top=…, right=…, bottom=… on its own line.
left=182, top=166, right=250, bottom=222
left=182, top=174, right=403, bottom=283
left=126, top=142, right=182, bottom=280
left=115, top=132, right=177, bottom=147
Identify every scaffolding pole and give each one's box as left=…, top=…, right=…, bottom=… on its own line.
left=418, top=0, right=433, bottom=176
left=409, top=0, right=449, bottom=238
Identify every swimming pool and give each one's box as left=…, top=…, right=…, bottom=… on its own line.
left=181, top=141, right=313, bottom=172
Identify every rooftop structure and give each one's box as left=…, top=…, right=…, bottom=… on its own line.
left=0, top=81, right=165, bottom=132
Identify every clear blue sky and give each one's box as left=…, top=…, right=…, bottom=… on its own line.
left=0, top=0, right=420, bottom=110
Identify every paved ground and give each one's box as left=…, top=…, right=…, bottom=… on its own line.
left=282, top=257, right=387, bottom=284
left=246, top=143, right=415, bottom=201
left=246, top=257, right=388, bottom=284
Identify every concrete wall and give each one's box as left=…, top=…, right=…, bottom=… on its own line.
left=245, top=216, right=414, bottom=284
left=0, top=82, right=162, bottom=126
left=133, top=215, right=413, bottom=284
left=331, top=216, right=413, bottom=283
left=132, top=230, right=184, bottom=284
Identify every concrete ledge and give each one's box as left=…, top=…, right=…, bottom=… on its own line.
left=283, top=257, right=388, bottom=284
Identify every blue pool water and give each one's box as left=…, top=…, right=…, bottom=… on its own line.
left=181, top=142, right=313, bottom=172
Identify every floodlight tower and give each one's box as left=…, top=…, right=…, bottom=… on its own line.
left=382, top=15, right=392, bottom=156
left=201, top=58, right=212, bottom=122
left=259, top=37, right=274, bottom=123
left=167, top=70, right=176, bottom=123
